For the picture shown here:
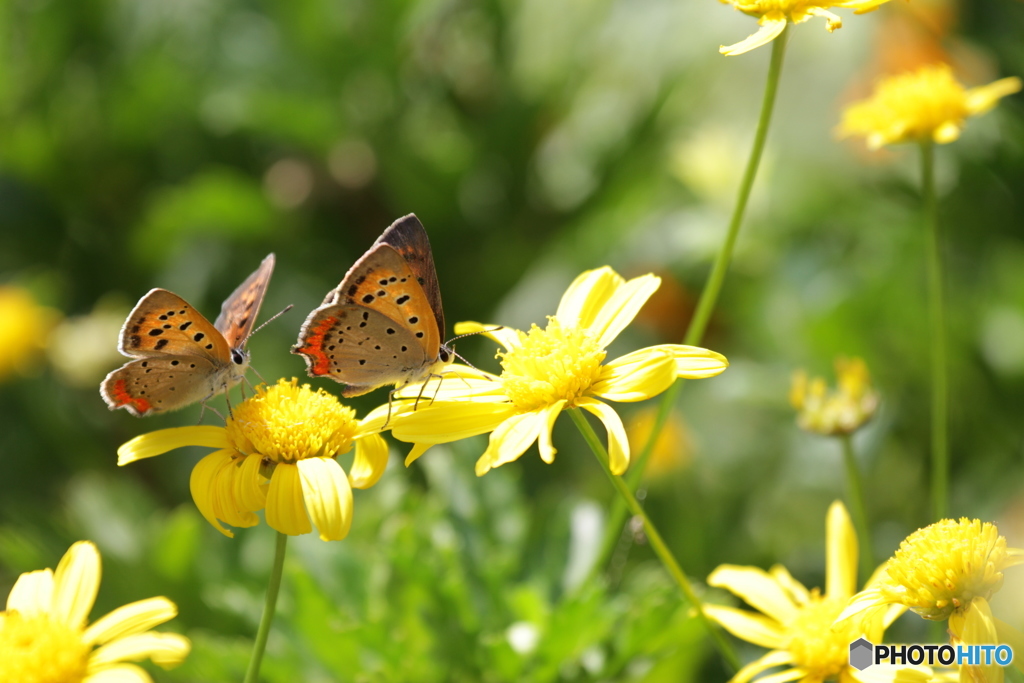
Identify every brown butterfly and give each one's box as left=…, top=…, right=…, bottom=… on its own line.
left=292, top=214, right=453, bottom=397
left=101, top=254, right=275, bottom=416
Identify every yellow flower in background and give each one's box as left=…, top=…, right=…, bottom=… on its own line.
left=385, top=267, right=728, bottom=476
left=0, top=541, right=189, bottom=683
left=705, top=502, right=904, bottom=682
left=626, top=406, right=692, bottom=479
left=0, top=285, right=60, bottom=382
left=839, top=64, right=1022, bottom=148
left=719, top=0, right=894, bottom=56
left=118, top=378, right=389, bottom=541
left=791, top=357, right=878, bottom=436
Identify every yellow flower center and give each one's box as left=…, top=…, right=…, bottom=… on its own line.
left=225, top=378, right=359, bottom=464
left=0, top=611, right=90, bottom=683
left=791, top=358, right=878, bottom=436
left=881, top=518, right=1009, bottom=620
left=498, top=318, right=606, bottom=412
left=786, top=594, right=857, bottom=678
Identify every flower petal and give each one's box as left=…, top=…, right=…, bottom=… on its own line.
left=589, top=273, right=661, bottom=348
left=117, top=426, right=228, bottom=466
left=665, top=344, right=729, bottom=378
left=83, top=663, right=153, bottom=683
left=391, top=367, right=504, bottom=402
left=536, top=400, right=566, bottom=464
left=834, top=587, right=887, bottom=624
left=994, top=616, right=1024, bottom=674
left=53, top=540, right=101, bottom=629
left=708, top=565, right=798, bottom=625
left=702, top=604, right=786, bottom=649
left=189, top=449, right=238, bottom=538
left=769, top=565, right=810, bottom=607
left=297, top=457, right=353, bottom=542
left=83, top=597, right=178, bottom=646
left=965, top=77, right=1023, bottom=116
left=350, top=434, right=389, bottom=489
left=7, top=568, right=54, bottom=614
left=452, top=321, right=522, bottom=351
left=826, top=501, right=858, bottom=600
left=475, top=410, right=547, bottom=476
left=751, top=668, right=805, bottom=683
left=266, top=463, right=312, bottom=536
left=591, top=348, right=676, bottom=402
left=730, top=649, right=795, bottom=683
left=576, top=398, right=630, bottom=475
left=555, top=267, right=624, bottom=329
left=720, top=16, right=787, bottom=57
left=391, top=400, right=516, bottom=444
left=235, top=452, right=268, bottom=513
left=404, top=442, right=433, bottom=466
left=88, top=631, right=191, bottom=670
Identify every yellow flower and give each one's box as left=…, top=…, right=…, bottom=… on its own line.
left=705, top=502, right=904, bottom=683
left=0, top=541, right=190, bottom=683
left=839, top=64, right=1022, bottom=149
left=117, top=378, right=389, bottom=541
left=719, top=0, right=894, bottom=56
left=626, top=406, right=692, bottom=478
left=385, top=267, right=728, bottom=476
left=791, top=357, right=879, bottom=436
left=0, top=285, right=60, bottom=382
left=838, top=519, right=1024, bottom=629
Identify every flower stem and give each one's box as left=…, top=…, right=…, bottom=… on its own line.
left=568, top=409, right=741, bottom=673
left=921, top=140, right=948, bottom=522
left=592, top=27, right=790, bottom=574
left=840, top=434, right=874, bottom=581
left=244, top=531, right=288, bottom=683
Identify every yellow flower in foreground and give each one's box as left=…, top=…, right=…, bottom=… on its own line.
left=838, top=518, right=1024, bottom=632
left=385, top=267, right=728, bottom=476
left=839, top=64, right=1022, bottom=149
left=705, top=502, right=903, bottom=683
left=0, top=285, right=60, bottom=382
left=0, top=541, right=189, bottom=683
left=719, top=0, right=893, bottom=56
left=791, top=357, right=878, bottom=436
left=118, top=378, right=389, bottom=540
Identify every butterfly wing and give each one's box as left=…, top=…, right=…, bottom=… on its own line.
left=374, top=214, right=445, bottom=343
left=118, top=289, right=231, bottom=364
left=101, top=356, right=229, bottom=416
left=292, top=304, right=433, bottom=396
left=214, top=253, right=275, bottom=349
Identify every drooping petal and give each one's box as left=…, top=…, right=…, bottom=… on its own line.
left=117, top=427, right=228, bottom=466
left=703, top=604, right=787, bottom=649
left=83, top=663, right=153, bottom=683
left=720, top=16, right=788, bottom=57
left=576, top=398, right=630, bottom=475
left=826, top=501, right=858, bottom=600
left=7, top=568, right=54, bottom=614
left=452, top=321, right=522, bottom=351
left=83, top=597, right=178, bottom=646
left=965, top=77, right=1023, bottom=117
left=805, top=6, right=841, bottom=31
left=835, top=587, right=887, bottom=624
left=53, top=540, right=101, bottom=629
left=475, top=410, right=547, bottom=475
left=769, top=565, right=811, bottom=606
left=591, top=348, right=676, bottom=402
left=211, top=456, right=258, bottom=530
left=708, top=565, right=799, bottom=625
left=392, top=401, right=516, bottom=444
left=729, top=649, right=795, bottom=683
left=588, top=274, right=661, bottom=348
left=404, top=442, right=433, bottom=466
left=350, top=433, right=389, bottom=489
left=189, top=449, right=238, bottom=538
left=87, top=632, right=191, bottom=670
left=234, top=452, right=268, bottom=513
left=555, top=267, right=624, bottom=330
left=536, top=400, right=566, bottom=464
left=297, top=457, right=353, bottom=541
left=265, top=463, right=312, bottom=536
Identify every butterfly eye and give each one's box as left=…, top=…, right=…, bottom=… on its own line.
left=231, top=349, right=247, bottom=365
left=439, top=347, right=451, bottom=363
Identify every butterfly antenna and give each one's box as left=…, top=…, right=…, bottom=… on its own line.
left=443, top=326, right=504, bottom=346
left=244, top=304, right=294, bottom=344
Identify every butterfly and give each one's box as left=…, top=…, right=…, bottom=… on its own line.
left=292, top=214, right=454, bottom=398
left=101, top=254, right=276, bottom=416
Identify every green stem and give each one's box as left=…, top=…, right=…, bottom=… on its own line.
left=568, top=409, right=741, bottom=673
left=921, top=141, right=948, bottom=522
left=592, top=28, right=790, bottom=575
left=840, top=434, right=874, bottom=581
left=244, top=531, right=288, bottom=683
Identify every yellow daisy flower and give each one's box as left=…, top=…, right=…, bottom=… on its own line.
left=719, top=0, right=894, bottom=56
left=0, top=285, right=60, bottom=382
left=0, top=541, right=190, bottom=683
left=837, top=518, right=1024, bottom=636
left=790, top=357, right=879, bottom=436
left=385, top=267, right=728, bottom=476
left=704, top=501, right=904, bottom=683
left=117, top=378, right=389, bottom=541
left=839, top=64, right=1022, bottom=149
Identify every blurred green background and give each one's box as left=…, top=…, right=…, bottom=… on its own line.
left=2, top=0, right=1024, bottom=680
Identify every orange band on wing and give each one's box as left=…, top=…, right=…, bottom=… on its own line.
left=296, top=317, right=338, bottom=375
left=111, top=379, right=152, bottom=414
